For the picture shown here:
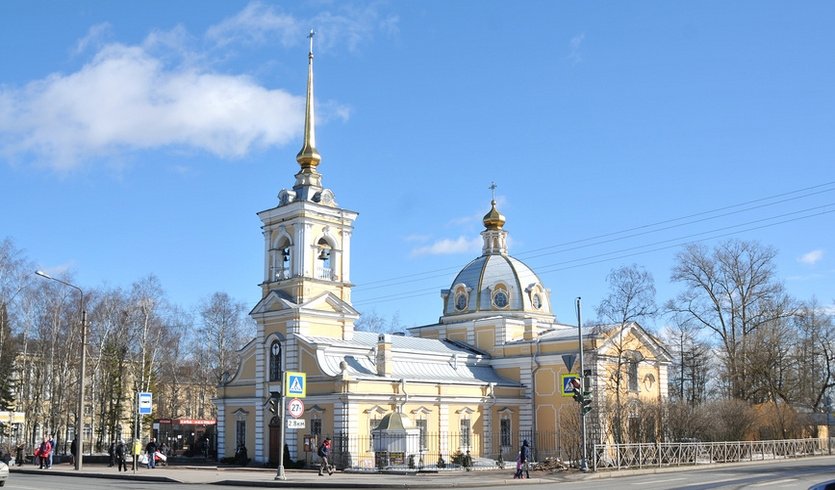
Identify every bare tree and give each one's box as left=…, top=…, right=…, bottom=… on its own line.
left=662, top=323, right=713, bottom=406
left=667, top=240, right=795, bottom=401
left=355, top=310, right=401, bottom=334
left=196, top=292, right=251, bottom=385
left=594, top=264, right=659, bottom=443
left=791, top=298, right=834, bottom=412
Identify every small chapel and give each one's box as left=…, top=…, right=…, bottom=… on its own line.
left=213, top=35, right=672, bottom=468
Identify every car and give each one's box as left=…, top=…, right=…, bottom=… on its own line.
left=0, top=460, right=8, bottom=486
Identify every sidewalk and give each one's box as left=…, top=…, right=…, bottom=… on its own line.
left=11, top=463, right=562, bottom=487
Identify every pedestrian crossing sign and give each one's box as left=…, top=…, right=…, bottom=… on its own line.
left=285, top=371, right=306, bottom=398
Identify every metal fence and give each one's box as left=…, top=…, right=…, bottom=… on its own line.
left=592, top=438, right=827, bottom=471
left=324, top=430, right=577, bottom=470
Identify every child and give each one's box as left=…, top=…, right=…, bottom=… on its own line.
left=513, top=451, right=523, bottom=478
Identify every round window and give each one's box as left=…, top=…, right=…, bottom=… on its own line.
left=455, top=293, right=468, bottom=311
left=493, top=291, right=508, bottom=308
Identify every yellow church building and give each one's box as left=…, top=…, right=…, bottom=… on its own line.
left=213, top=35, right=672, bottom=468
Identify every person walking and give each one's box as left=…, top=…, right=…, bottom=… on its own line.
left=70, top=437, right=78, bottom=466
left=115, top=440, right=128, bottom=472
left=47, top=434, right=55, bottom=469
left=145, top=437, right=158, bottom=469
left=37, top=436, right=52, bottom=469
left=317, top=437, right=334, bottom=476
left=108, top=441, right=116, bottom=467
left=520, top=439, right=531, bottom=479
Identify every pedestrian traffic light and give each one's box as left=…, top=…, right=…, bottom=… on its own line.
left=582, top=391, right=593, bottom=415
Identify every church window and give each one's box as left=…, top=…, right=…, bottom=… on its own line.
left=500, top=418, right=511, bottom=447
left=492, top=287, right=509, bottom=309
left=628, top=361, right=639, bottom=392
left=310, top=417, right=322, bottom=437
left=455, top=292, right=468, bottom=311
left=269, top=341, right=282, bottom=382
left=236, top=420, right=246, bottom=448
left=369, top=417, right=380, bottom=450
left=459, top=418, right=471, bottom=448
left=416, top=419, right=428, bottom=450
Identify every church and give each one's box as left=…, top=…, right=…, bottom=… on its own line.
left=213, top=35, right=672, bottom=468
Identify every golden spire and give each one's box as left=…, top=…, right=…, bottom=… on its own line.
left=296, top=30, right=321, bottom=171
left=483, top=182, right=506, bottom=230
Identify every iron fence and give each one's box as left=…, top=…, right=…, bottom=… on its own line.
left=592, top=438, right=826, bottom=471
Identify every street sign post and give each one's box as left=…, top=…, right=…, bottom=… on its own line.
left=288, top=398, right=305, bottom=419
left=285, top=371, right=306, bottom=398
left=138, top=392, right=153, bottom=415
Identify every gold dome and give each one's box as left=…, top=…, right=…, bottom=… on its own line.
left=482, top=200, right=506, bottom=230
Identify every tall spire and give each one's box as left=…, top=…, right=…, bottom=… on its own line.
left=296, top=29, right=321, bottom=171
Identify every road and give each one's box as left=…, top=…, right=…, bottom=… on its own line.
left=4, top=457, right=835, bottom=489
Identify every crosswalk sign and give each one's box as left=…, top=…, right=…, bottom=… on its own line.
left=561, top=374, right=579, bottom=396
left=285, top=371, right=306, bottom=398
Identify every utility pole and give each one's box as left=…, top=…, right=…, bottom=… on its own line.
left=576, top=297, right=588, bottom=472
left=35, top=271, right=86, bottom=471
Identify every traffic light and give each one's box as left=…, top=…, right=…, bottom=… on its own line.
left=570, top=378, right=583, bottom=404
left=268, top=391, right=280, bottom=414
left=581, top=391, right=593, bottom=415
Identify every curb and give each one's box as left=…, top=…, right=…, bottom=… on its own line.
left=11, top=467, right=182, bottom=483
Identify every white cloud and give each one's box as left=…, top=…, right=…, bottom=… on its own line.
left=206, top=2, right=301, bottom=48
left=74, top=23, right=113, bottom=56
left=206, top=1, right=398, bottom=54
left=798, top=249, right=824, bottom=265
left=0, top=1, right=393, bottom=171
left=568, top=33, right=585, bottom=64
left=0, top=42, right=304, bottom=170
left=410, top=236, right=482, bottom=257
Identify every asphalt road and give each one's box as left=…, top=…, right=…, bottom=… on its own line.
left=4, top=456, right=835, bottom=489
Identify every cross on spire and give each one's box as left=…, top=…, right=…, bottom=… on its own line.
left=308, top=29, right=315, bottom=56
left=489, top=181, right=497, bottom=202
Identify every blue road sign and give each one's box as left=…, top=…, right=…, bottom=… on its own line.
left=138, top=392, right=153, bottom=414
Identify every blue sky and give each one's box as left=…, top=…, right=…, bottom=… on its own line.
left=1, top=1, right=833, bottom=330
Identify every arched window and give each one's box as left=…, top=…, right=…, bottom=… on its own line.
left=269, top=341, right=282, bottom=382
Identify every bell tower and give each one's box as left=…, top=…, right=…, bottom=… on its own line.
left=252, top=30, right=359, bottom=340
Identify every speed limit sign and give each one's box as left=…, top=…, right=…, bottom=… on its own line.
left=287, top=398, right=305, bottom=419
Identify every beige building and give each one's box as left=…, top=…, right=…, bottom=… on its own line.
left=214, top=37, right=671, bottom=467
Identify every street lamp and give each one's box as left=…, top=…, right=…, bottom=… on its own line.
left=34, top=270, right=87, bottom=471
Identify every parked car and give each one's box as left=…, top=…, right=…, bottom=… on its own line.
left=0, top=460, right=8, bottom=486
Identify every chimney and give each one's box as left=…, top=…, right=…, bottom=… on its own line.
left=376, top=334, right=393, bottom=377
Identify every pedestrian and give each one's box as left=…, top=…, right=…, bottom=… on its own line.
left=145, top=437, right=158, bottom=469
left=520, top=439, right=531, bottom=479
left=108, top=440, right=116, bottom=467
left=15, top=444, right=23, bottom=467
left=37, top=436, right=52, bottom=469
left=70, top=437, right=78, bottom=465
left=317, top=437, right=334, bottom=476
left=47, top=433, right=55, bottom=468
left=513, top=450, right=522, bottom=478
left=115, top=439, right=128, bottom=472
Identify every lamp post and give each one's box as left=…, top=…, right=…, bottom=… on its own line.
left=35, top=271, right=87, bottom=471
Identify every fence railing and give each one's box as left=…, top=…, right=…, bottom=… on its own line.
left=592, top=438, right=827, bottom=471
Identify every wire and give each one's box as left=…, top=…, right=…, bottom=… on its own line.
left=351, top=193, right=834, bottom=307
left=354, top=181, right=835, bottom=293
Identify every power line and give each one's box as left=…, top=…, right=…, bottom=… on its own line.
left=352, top=196, right=834, bottom=307
left=354, top=181, right=835, bottom=293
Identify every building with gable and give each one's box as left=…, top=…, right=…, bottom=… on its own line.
left=213, top=36, right=672, bottom=467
